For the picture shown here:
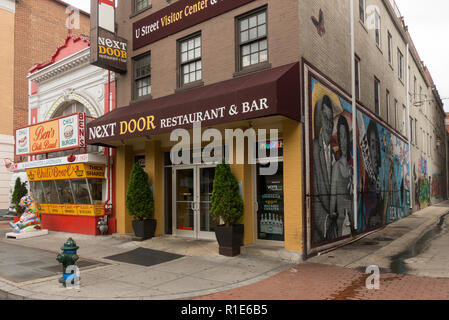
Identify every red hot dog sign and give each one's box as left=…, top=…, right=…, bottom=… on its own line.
left=133, top=0, right=256, bottom=50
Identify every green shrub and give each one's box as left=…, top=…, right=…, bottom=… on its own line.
left=126, top=163, right=154, bottom=221
left=11, top=178, right=28, bottom=216
left=210, top=159, right=244, bottom=226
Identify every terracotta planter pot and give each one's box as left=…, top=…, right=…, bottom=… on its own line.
left=215, top=224, right=244, bottom=257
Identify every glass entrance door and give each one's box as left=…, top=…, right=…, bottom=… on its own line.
left=174, top=168, right=195, bottom=238
left=172, top=166, right=216, bottom=240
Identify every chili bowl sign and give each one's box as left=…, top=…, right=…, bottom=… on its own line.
left=15, top=113, right=87, bottom=157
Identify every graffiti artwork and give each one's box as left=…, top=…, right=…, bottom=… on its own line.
left=357, top=111, right=410, bottom=231
left=310, top=76, right=410, bottom=246
left=432, top=174, right=442, bottom=200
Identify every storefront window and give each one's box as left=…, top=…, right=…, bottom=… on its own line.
left=88, top=179, right=103, bottom=204
left=257, top=162, right=284, bottom=241
left=30, top=181, right=46, bottom=204
left=55, top=180, right=75, bottom=204
left=71, top=179, right=92, bottom=204
left=41, top=180, right=60, bottom=204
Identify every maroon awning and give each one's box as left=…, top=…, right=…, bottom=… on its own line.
left=87, top=62, right=300, bottom=146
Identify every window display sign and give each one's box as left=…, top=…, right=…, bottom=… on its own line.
left=38, top=204, right=104, bottom=216
left=26, top=164, right=105, bottom=181
left=257, top=162, right=284, bottom=241
left=15, top=113, right=87, bottom=157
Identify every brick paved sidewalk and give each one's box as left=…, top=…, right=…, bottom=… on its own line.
left=196, top=262, right=449, bottom=300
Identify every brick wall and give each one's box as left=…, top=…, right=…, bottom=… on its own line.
left=14, top=0, right=90, bottom=130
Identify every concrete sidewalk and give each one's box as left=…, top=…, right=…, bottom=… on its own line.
left=0, top=227, right=293, bottom=300
left=1, top=200, right=448, bottom=300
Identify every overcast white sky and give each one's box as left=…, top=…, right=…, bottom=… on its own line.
left=66, top=0, right=448, bottom=111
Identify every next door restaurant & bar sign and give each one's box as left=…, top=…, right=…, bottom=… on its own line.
left=133, top=0, right=256, bottom=49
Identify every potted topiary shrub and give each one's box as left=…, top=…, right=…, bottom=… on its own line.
left=210, top=159, right=244, bottom=257
left=126, top=162, right=156, bottom=240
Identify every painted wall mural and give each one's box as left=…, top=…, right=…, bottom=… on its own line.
left=310, top=77, right=410, bottom=247
left=431, top=174, right=442, bottom=200
left=356, top=111, right=410, bottom=232
left=414, top=157, right=433, bottom=208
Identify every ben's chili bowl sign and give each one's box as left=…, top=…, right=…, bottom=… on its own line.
left=26, top=164, right=105, bottom=181
left=31, top=121, right=59, bottom=153
left=15, top=113, right=87, bottom=157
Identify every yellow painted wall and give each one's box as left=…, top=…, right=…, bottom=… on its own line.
left=115, top=145, right=133, bottom=234
left=230, top=139, right=254, bottom=246
left=0, top=8, right=14, bottom=136
left=145, top=141, right=164, bottom=236
left=283, top=119, right=303, bottom=252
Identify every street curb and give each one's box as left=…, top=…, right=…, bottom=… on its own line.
left=345, top=202, right=449, bottom=271
left=0, top=263, right=293, bottom=300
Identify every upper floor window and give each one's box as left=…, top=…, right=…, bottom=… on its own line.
left=413, top=76, right=417, bottom=99
left=179, top=33, right=202, bottom=86
left=52, top=101, right=91, bottom=118
left=394, top=99, right=398, bottom=129
left=415, top=119, right=418, bottom=146
left=134, top=53, right=151, bottom=99
left=359, top=0, right=366, bottom=23
left=374, top=77, right=380, bottom=115
left=135, top=0, right=150, bottom=13
left=386, top=89, right=390, bottom=123
left=355, top=56, right=361, bottom=100
left=402, top=104, right=406, bottom=135
left=237, top=8, right=268, bottom=70
left=374, top=10, right=381, bottom=46
left=397, top=49, right=404, bottom=81
left=387, top=32, right=392, bottom=64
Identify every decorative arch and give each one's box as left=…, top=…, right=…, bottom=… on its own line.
left=45, top=91, right=100, bottom=120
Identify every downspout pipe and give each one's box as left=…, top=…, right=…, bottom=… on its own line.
left=406, top=44, right=412, bottom=210
left=104, top=70, right=112, bottom=213
left=350, top=0, right=358, bottom=229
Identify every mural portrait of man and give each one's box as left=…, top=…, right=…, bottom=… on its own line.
left=329, top=115, right=354, bottom=239
left=365, top=120, right=383, bottom=228
left=313, top=95, right=336, bottom=243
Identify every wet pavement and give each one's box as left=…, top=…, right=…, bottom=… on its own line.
left=1, top=201, right=449, bottom=300
left=197, top=201, right=449, bottom=300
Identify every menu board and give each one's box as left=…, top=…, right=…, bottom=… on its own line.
left=257, top=162, right=284, bottom=241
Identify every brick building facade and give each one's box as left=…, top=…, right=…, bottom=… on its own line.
left=86, top=0, right=446, bottom=258
left=14, top=0, right=90, bottom=131
left=0, top=0, right=89, bottom=210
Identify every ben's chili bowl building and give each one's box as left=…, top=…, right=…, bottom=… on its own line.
left=12, top=33, right=117, bottom=235
left=87, top=0, right=304, bottom=259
